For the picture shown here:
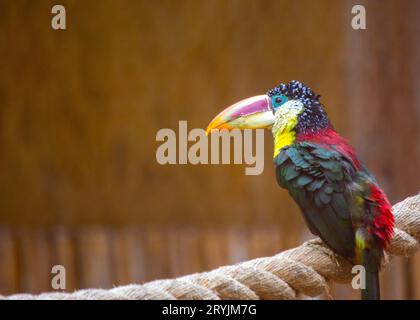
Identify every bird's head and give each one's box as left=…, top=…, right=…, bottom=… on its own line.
left=206, top=80, right=331, bottom=155
left=207, top=80, right=330, bottom=134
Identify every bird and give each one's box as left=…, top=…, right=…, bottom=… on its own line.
left=206, top=80, right=394, bottom=300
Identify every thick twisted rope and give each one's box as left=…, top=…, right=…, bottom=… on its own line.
left=3, top=194, right=419, bottom=300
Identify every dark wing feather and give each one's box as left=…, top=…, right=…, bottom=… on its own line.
left=275, top=142, right=358, bottom=259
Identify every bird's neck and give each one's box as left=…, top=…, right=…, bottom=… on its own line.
left=273, top=125, right=358, bottom=159
left=273, top=124, right=297, bottom=157
left=272, top=101, right=333, bottom=158
left=273, top=125, right=331, bottom=157
left=272, top=101, right=303, bottom=157
left=295, top=127, right=362, bottom=169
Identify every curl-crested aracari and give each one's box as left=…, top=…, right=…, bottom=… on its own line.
left=206, top=80, right=394, bottom=300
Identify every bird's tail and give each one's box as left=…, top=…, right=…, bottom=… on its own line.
left=361, top=248, right=380, bottom=300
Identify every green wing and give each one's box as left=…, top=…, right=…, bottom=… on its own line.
left=275, top=142, right=357, bottom=259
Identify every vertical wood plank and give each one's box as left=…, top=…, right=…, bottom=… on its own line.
left=109, top=227, right=130, bottom=286
left=0, top=228, right=19, bottom=294
left=111, top=227, right=147, bottom=285
left=142, top=226, right=171, bottom=281
left=200, top=227, right=229, bottom=271
left=331, top=283, right=359, bottom=300
left=412, top=253, right=420, bottom=299
left=248, top=226, right=282, bottom=259
left=227, top=227, right=249, bottom=264
left=17, top=228, right=51, bottom=293
left=168, top=227, right=203, bottom=277
left=281, top=226, right=302, bottom=252
left=381, top=257, right=407, bottom=299
left=49, top=226, right=78, bottom=291
left=76, top=227, right=113, bottom=289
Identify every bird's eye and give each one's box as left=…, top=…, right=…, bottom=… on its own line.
left=272, top=94, right=288, bottom=109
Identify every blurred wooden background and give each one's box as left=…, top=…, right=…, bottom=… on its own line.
left=0, top=0, right=419, bottom=298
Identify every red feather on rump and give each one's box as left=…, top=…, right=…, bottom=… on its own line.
left=368, top=184, right=395, bottom=248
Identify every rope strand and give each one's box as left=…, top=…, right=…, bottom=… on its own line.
left=3, top=193, right=419, bottom=300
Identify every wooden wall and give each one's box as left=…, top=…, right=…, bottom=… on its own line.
left=0, top=0, right=418, bottom=298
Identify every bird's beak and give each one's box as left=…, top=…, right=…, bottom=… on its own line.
left=206, top=95, right=274, bottom=134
